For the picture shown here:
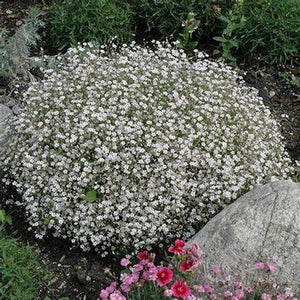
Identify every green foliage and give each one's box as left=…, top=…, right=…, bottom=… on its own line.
left=213, top=7, right=245, bottom=65
left=279, top=71, right=300, bottom=88
left=128, top=0, right=236, bottom=40
left=237, top=0, right=299, bottom=65
left=50, top=0, right=134, bottom=51
left=0, top=234, right=50, bottom=300
left=176, top=12, right=200, bottom=56
left=0, top=7, right=45, bottom=79
left=0, top=208, right=12, bottom=231
left=84, top=189, right=104, bottom=202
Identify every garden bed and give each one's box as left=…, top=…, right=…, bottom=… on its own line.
left=0, top=0, right=299, bottom=299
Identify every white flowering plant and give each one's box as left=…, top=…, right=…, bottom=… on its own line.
left=0, top=41, right=293, bottom=256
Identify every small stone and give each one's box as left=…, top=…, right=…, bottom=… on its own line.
left=212, top=49, right=221, bottom=56
left=48, top=277, right=58, bottom=285
left=58, top=282, right=66, bottom=289
left=16, top=20, right=22, bottom=26
left=6, top=9, right=13, bottom=14
left=77, top=271, right=87, bottom=283
left=269, top=90, right=276, bottom=98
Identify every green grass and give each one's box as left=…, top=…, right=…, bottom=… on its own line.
left=0, top=232, right=50, bottom=300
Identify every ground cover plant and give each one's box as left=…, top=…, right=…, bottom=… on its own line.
left=0, top=211, right=49, bottom=300
left=100, top=240, right=299, bottom=299
left=0, top=41, right=294, bottom=257
left=49, top=0, right=133, bottom=51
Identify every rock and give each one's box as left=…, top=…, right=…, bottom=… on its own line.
left=76, top=270, right=87, bottom=283
left=0, top=104, right=13, bottom=149
left=4, top=97, right=16, bottom=109
left=188, top=180, right=300, bottom=290
left=269, top=90, right=276, bottom=98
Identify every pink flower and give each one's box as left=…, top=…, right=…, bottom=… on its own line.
left=137, top=251, right=148, bottom=260
left=168, top=239, right=186, bottom=256
left=134, top=263, right=144, bottom=272
left=224, top=291, right=233, bottom=297
left=180, top=259, right=200, bottom=272
left=233, top=281, right=243, bottom=288
left=262, top=293, right=272, bottom=300
left=171, top=280, right=190, bottom=299
left=267, top=263, right=277, bottom=274
left=109, top=290, right=126, bottom=300
left=100, top=289, right=110, bottom=300
left=285, top=289, right=294, bottom=298
left=187, top=295, right=197, bottom=300
left=121, top=274, right=132, bottom=285
left=107, top=282, right=117, bottom=294
left=120, top=283, right=131, bottom=293
left=203, top=284, right=214, bottom=294
left=131, top=272, right=139, bottom=283
left=194, top=285, right=205, bottom=293
left=164, top=289, right=173, bottom=297
left=142, top=265, right=158, bottom=281
left=212, top=267, right=222, bottom=275
left=235, top=289, right=245, bottom=299
left=120, top=258, right=130, bottom=267
left=246, top=286, right=252, bottom=293
left=255, top=261, right=265, bottom=270
left=186, top=243, right=200, bottom=260
left=232, top=297, right=239, bottom=300
left=156, top=267, right=173, bottom=286
left=121, top=273, right=139, bottom=285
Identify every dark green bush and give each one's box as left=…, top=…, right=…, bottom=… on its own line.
left=236, top=0, right=300, bottom=64
left=50, top=0, right=134, bottom=51
left=128, top=0, right=236, bottom=40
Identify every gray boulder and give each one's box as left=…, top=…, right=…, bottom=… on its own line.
left=0, top=104, right=13, bottom=149
left=189, top=180, right=300, bottom=290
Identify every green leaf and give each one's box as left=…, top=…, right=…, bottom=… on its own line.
left=213, top=36, right=227, bottom=43
left=5, top=216, right=12, bottom=226
left=43, top=217, right=52, bottom=226
left=188, top=41, right=198, bottom=48
left=0, top=210, right=5, bottom=223
left=84, top=189, right=103, bottom=202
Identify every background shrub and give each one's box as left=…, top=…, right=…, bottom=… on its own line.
left=235, top=0, right=300, bottom=64
left=0, top=7, right=45, bottom=79
left=128, top=0, right=236, bottom=41
left=50, top=0, right=133, bottom=51
left=1, top=43, right=293, bottom=255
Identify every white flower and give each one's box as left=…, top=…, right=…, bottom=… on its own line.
left=0, top=41, right=293, bottom=255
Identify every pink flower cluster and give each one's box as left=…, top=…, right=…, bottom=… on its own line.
left=99, top=240, right=298, bottom=300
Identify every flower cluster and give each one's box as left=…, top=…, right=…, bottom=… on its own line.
left=0, top=41, right=293, bottom=254
left=100, top=240, right=298, bottom=300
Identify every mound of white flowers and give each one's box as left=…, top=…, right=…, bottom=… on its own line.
left=1, top=42, right=293, bottom=255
